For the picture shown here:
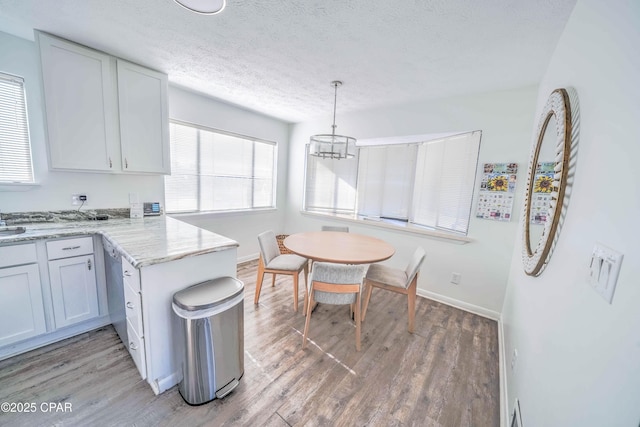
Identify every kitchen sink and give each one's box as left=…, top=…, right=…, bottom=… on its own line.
left=0, top=226, right=27, bottom=236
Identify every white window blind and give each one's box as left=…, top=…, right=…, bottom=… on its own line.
left=304, top=146, right=358, bottom=214
left=357, top=144, right=417, bottom=220
left=164, top=121, right=276, bottom=213
left=0, top=72, right=34, bottom=183
left=411, top=131, right=481, bottom=234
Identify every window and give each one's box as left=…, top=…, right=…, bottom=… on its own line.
left=304, top=145, right=358, bottom=215
left=0, top=72, right=34, bottom=183
left=304, top=131, right=481, bottom=235
left=411, top=132, right=481, bottom=234
left=165, top=121, right=276, bottom=213
left=357, top=144, right=417, bottom=220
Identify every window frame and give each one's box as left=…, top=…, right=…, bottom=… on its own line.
left=164, top=119, right=277, bottom=214
left=302, top=130, right=481, bottom=240
left=0, top=71, right=35, bottom=186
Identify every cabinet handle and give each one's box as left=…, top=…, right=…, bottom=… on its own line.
left=125, top=158, right=128, bottom=169
left=62, top=246, right=81, bottom=251
left=129, top=342, right=138, bottom=351
left=109, top=157, right=112, bottom=168
left=126, top=302, right=135, bottom=309
left=123, top=270, right=132, bottom=277
left=87, top=259, right=92, bottom=270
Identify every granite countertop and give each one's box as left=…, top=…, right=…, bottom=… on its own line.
left=0, top=216, right=238, bottom=268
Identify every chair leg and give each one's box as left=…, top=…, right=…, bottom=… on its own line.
left=271, top=273, right=276, bottom=287
left=302, top=263, right=309, bottom=314
left=293, top=272, right=299, bottom=312
left=407, top=275, right=417, bottom=333
left=361, top=280, right=374, bottom=322
left=254, top=256, right=266, bottom=305
left=302, top=287, right=314, bottom=348
left=355, top=291, right=361, bottom=351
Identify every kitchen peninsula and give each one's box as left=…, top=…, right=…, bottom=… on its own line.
left=0, top=214, right=239, bottom=395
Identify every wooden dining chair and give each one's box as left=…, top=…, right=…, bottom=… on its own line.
left=254, top=230, right=309, bottom=312
left=361, top=247, right=426, bottom=333
left=303, top=262, right=368, bottom=351
left=321, top=225, right=349, bottom=232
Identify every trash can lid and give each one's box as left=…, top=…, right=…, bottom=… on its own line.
left=173, top=276, right=244, bottom=311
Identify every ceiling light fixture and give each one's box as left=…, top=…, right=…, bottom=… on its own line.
left=309, top=81, right=356, bottom=160
left=174, top=0, right=226, bottom=15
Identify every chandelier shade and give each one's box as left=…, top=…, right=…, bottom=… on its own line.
left=309, top=134, right=356, bottom=159
left=174, top=0, right=226, bottom=15
left=309, top=81, right=356, bottom=160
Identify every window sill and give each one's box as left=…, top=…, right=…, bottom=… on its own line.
left=301, top=211, right=473, bottom=244
left=0, top=182, right=40, bottom=192
left=169, top=207, right=277, bottom=219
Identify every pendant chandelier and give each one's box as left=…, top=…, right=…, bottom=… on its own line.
left=309, top=81, right=356, bottom=160
left=174, top=0, right=226, bottom=15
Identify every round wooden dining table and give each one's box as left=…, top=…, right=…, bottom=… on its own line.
left=283, top=231, right=395, bottom=264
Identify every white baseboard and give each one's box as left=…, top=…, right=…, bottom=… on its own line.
left=0, top=315, right=112, bottom=361
left=237, top=253, right=259, bottom=264
left=499, top=316, right=509, bottom=427
left=153, top=371, right=182, bottom=395
left=417, top=289, right=501, bottom=320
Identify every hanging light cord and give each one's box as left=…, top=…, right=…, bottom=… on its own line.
left=331, top=81, right=340, bottom=136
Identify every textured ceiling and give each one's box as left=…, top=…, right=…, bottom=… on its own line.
left=0, top=0, right=576, bottom=123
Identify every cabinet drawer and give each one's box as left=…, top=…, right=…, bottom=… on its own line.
left=124, top=280, right=143, bottom=337
left=46, top=237, right=94, bottom=260
left=121, top=256, right=140, bottom=292
left=126, top=320, right=147, bottom=380
left=0, top=243, right=37, bottom=268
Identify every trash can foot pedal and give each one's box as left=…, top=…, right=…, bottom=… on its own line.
left=216, top=378, right=239, bottom=399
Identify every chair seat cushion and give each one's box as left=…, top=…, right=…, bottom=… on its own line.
left=366, top=264, right=409, bottom=289
left=266, top=254, right=308, bottom=271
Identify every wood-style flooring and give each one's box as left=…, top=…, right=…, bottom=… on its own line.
left=0, top=260, right=500, bottom=426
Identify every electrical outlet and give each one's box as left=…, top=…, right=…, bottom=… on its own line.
left=450, top=272, right=461, bottom=285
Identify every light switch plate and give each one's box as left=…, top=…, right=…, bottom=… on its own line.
left=588, top=243, right=623, bottom=304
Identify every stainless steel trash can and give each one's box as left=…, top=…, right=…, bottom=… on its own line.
left=172, top=276, right=244, bottom=405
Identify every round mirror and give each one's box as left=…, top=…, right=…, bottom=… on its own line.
left=526, top=113, right=557, bottom=251
left=522, top=88, right=577, bottom=276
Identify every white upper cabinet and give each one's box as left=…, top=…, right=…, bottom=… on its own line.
left=37, top=32, right=170, bottom=175
left=38, top=32, right=118, bottom=171
left=117, top=60, right=170, bottom=174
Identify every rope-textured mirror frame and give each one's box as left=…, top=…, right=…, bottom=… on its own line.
left=522, top=88, right=573, bottom=276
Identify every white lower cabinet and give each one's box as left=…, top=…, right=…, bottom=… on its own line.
left=46, top=237, right=99, bottom=329
left=48, top=254, right=99, bottom=328
left=0, top=264, right=46, bottom=347
left=122, top=256, right=147, bottom=379
left=126, top=320, right=147, bottom=380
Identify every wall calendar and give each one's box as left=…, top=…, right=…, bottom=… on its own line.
left=475, top=163, right=518, bottom=222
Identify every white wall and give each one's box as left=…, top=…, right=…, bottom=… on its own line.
left=286, top=86, right=538, bottom=315
left=501, top=0, right=640, bottom=425
left=0, top=31, right=163, bottom=212
left=167, top=86, right=290, bottom=261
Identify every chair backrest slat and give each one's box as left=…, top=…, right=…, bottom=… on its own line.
left=404, top=247, right=426, bottom=286
left=311, top=262, right=367, bottom=305
left=257, top=230, right=280, bottom=265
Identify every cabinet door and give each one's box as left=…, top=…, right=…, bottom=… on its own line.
left=117, top=59, right=170, bottom=174
left=38, top=32, right=118, bottom=171
left=0, top=264, right=46, bottom=347
left=48, top=255, right=99, bottom=328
